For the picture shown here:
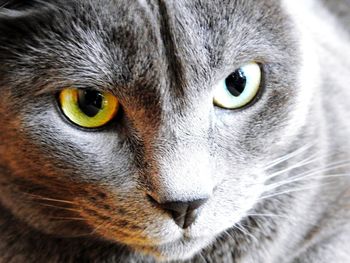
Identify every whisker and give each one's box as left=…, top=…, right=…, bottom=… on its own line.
left=244, top=213, right=290, bottom=220
left=24, top=193, right=76, bottom=205
left=259, top=182, right=335, bottom=201
left=265, top=173, right=350, bottom=192
left=61, top=221, right=108, bottom=239
left=35, top=202, right=81, bottom=213
left=234, top=222, right=258, bottom=243
left=264, top=142, right=316, bottom=170
left=48, top=216, right=87, bottom=221
left=265, top=152, right=323, bottom=180
left=264, top=158, right=350, bottom=191
left=85, top=221, right=107, bottom=237
left=237, top=220, right=272, bottom=236
left=198, top=250, right=208, bottom=263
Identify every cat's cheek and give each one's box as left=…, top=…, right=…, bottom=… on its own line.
left=75, top=193, right=184, bottom=247
left=186, top=170, right=266, bottom=238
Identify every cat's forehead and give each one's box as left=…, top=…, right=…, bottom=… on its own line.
left=0, top=0, right=296, bottom=108
left=62, top=0, right=293, bottom=92
left=92, top=0, right=290, bottom=65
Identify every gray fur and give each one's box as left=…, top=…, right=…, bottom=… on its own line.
left=0, top=0, right=349, bottom=262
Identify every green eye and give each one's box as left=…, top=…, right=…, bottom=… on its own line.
left=213, top=62, right=261, bottom=109
left=59, top=88, right=119, bottom=128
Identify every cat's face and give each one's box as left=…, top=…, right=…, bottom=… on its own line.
left=0, top=0, right=317, bottom=261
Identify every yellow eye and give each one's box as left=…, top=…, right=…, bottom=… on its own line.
left=213, top=62, right=261, bottom=109
left=59, top=88, right=119, bottom=128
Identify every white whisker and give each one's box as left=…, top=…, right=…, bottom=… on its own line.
left=265, top=173, right=350, bottom=192
left=234, top=222, right=258, bottom=243
left=264, top=142, right=316, bottom=170
left=264, top=158, right=350, bottom=191
left=259, top=182, right=335, bottom=201
left=265, top=152, right=323, bottom=180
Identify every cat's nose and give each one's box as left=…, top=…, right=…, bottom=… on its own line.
left=151, top=197, right=209, bottom=228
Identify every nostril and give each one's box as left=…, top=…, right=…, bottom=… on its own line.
left=160, top=199, right=208, bottom=214
left=149, top=197, right=209, bottom=229
left=147, top=194, right=160, bottom=205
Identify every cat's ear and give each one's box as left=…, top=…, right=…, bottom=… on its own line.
left=1, top=0, right=36, bottom=10
left=0, top=0, right=58, bottom=46
left=0, top=0, right=55, bottom=18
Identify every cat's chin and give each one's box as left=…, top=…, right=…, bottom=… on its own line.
left=130, top=236, right=215, bottom=261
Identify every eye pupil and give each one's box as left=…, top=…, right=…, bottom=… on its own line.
left=225, top=69, right=246, bottom=97
left=78, top=90, right=104, bottom=117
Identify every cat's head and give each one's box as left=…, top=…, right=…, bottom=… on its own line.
left=0, top=0, right=319, bottom=261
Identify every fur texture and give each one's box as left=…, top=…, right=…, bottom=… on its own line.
left=0, top=0, right=349, bottom=262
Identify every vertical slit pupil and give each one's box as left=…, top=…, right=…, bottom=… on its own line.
left=78, top=90, right=103, bottom=117
left=225, top=69, right=247, bottom=97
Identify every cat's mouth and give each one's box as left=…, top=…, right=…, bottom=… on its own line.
left=129, top=235, right=214, bottom=261
left=94, top=221, right=214, bottom=261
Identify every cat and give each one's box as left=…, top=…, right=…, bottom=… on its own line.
left=0, top=0, right=349, bottom=262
